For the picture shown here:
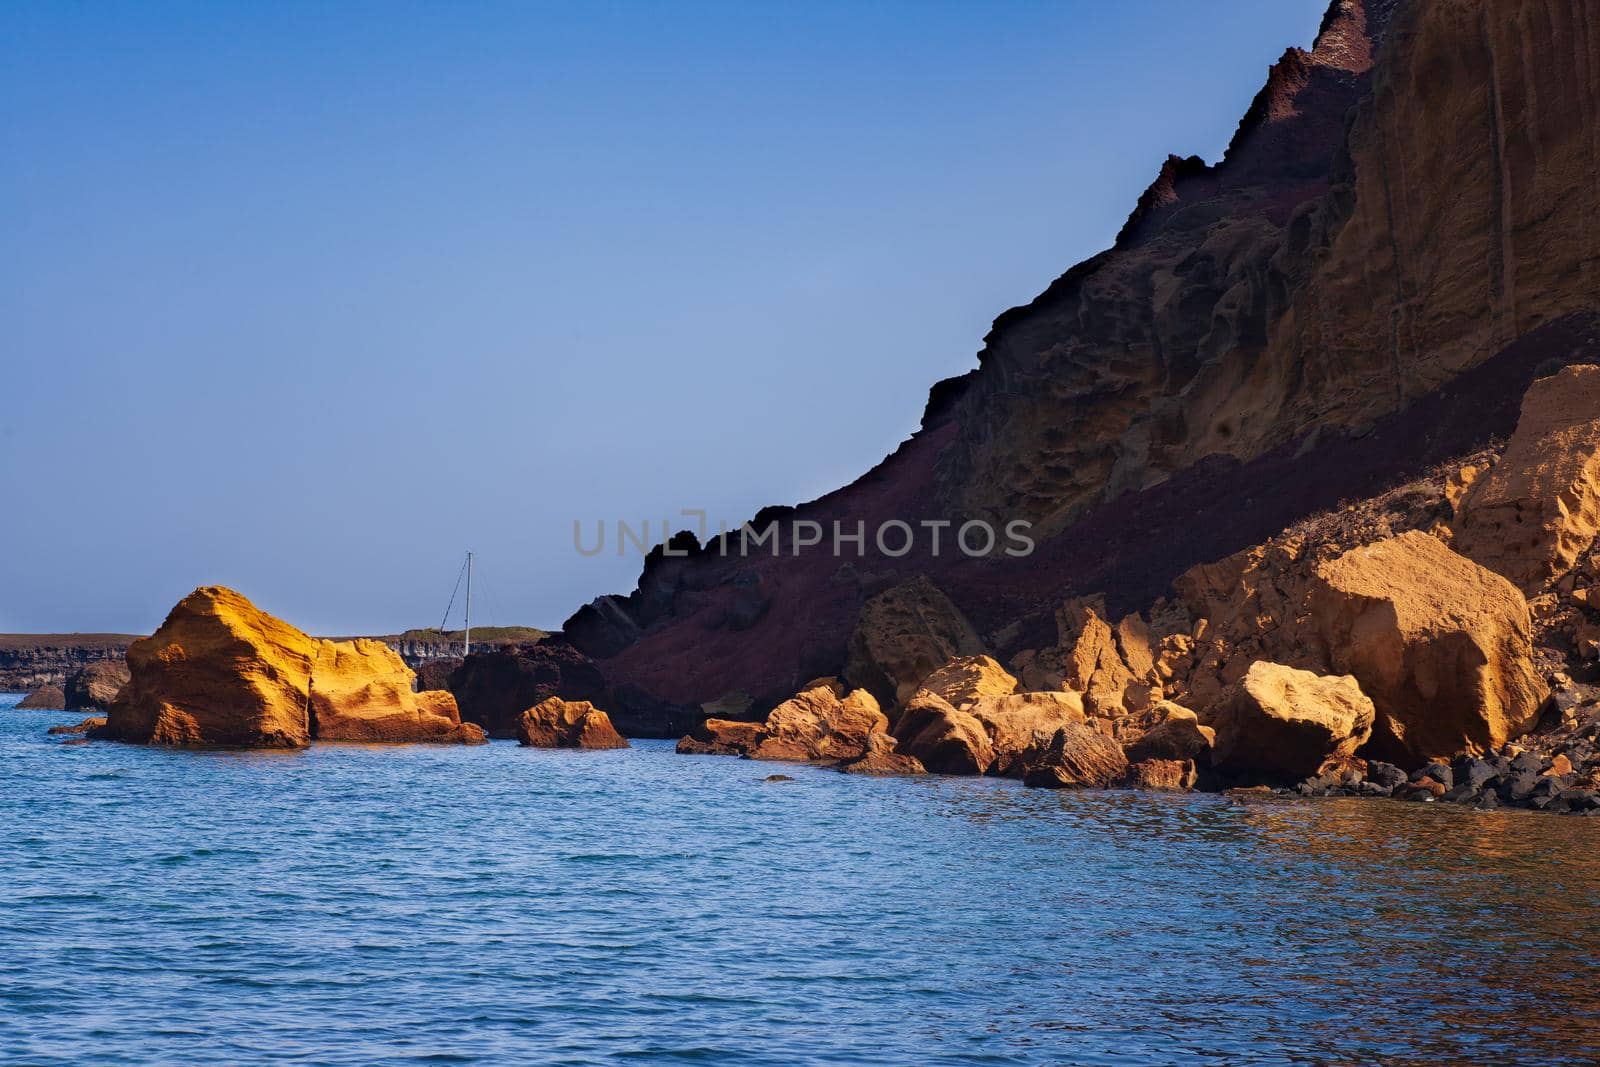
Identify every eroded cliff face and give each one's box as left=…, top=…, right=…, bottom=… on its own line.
left=565, top=0, right=1600, bottom=714
left=939, top=0, right=1600, bottom=537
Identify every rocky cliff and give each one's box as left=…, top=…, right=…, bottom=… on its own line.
left=0, top=635, right=136, bottom=692
left=564, top=0, right=1600, bottom=715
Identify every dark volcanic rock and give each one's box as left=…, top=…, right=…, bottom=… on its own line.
left=64, top=660, right=130, bottom=711
left=450, top=640, right=610, bottom=739
left=449, top=639, right=694, bottom=739
left=0, top=634, right=136, bottom=693
left=413, top=657, right=461, bottom=694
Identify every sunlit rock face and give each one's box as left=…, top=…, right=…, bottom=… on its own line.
left=104, top=586, right=481, bottom=747
left=1454, top=365, right=1600, bottom=593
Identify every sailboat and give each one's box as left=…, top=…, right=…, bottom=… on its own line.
left=439, top=550, right=474, bottom=657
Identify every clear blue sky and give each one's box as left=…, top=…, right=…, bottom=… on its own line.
left=2, top=1, right=1327, bottom=635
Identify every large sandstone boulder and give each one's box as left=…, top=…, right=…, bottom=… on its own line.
left=675, top=679, right=886, bottom=763
left=17, top=685, right=65, bottom=710
left=1454, top=365, right=1600, bottom=592
left=843, top=576, right=984, bottom=707
left=892, top=691, right=994, bottom=775
left=915, top=655, right=1018, bottom=709
left=757, top=683, right=887, bottom=761
left=105, top=586, right=481, bottom=747
left=64, top=660, right=130, bottom=711
left=1310, top=532, right=1546, bottom=765
left=1209, top=662, right=1374, bottom=781
left=107, top=587, right=319, bottom=746
left=517, top=698, right=628, bottom=749
left=311, top=639, right=484, bottom=744
left=1021, top=724, right=1129, bottom=789
left=967, top=692, right=1086, bottom=778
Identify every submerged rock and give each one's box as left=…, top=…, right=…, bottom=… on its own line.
left=17, top=685, right=65, bottom=710
left=104, top=586, right=480, bottom=747
left=516, top=697, right=628, bottom=750
left=1210, top=662, right=1374, bottom=781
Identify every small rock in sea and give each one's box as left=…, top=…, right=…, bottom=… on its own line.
left=47, top=716, right=106, bottom=736
left=764, top=774, right=795, bottom=783
left=1356, top=780, right=1392, bottom=797
left=18, top=686, right=67, bottom=711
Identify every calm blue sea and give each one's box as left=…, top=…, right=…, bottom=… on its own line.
left=3, top=692, right=1599, bottom=1066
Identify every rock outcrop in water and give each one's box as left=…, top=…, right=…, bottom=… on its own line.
left=102, top=587, right=482, bottom=747
left=52, top=0, right=1600, bottom=810
left=17, top=685, right=66, bottom=710
left=676, top=678, right=891, bottom=764
left=517, top=698, right=628, bottom=750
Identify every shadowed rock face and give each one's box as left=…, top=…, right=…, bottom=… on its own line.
left=447, top=640, right=696, bottom=740
left=561, top=0, right=1600, bottom=717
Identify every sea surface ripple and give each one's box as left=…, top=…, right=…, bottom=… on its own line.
left=4, top=694, right=1600, bottom=1065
